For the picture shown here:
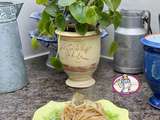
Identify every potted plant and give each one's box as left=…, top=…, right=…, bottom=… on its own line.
left=35, top=0, right=121, bottom=88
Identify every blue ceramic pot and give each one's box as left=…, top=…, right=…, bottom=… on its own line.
left=141, top=34, right=160, bottom=109
left=29, top=30, right=58, bottom=69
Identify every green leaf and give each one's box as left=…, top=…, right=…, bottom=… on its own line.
left=50, top=57, right=63, bottom=71
left=49, top=21, right=55, bottom=35
left=75, top=23, right=88, bottom=35
left=44, top=2, right=58, bottom=17
left=40, top=21, right=52, bottom=36
left=105, top=0, right=121, bottom=11
left=36, top=0, right=48, bottom=5
left=86, top=6, right=99, bottom=25
left=55, top=13, right=66, bottom=31
left=58, top=0, right=76, bottom=6
left=41, top=10, right=50, bottom=20
left=37, top=11, right=50, bottom=34
left=99, top=12, right=111, bottom=28
left=31, top=37, right=40, bottom=49
left=69, top=2, right=87, bottom=24
left=95, top=0, right=104, bottom=11
left=112, top=11, right=122, bottom=29
left=109, top=41, right=118, bottom=56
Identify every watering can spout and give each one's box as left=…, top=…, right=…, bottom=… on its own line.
left=15, top=3, right=23, bottom=17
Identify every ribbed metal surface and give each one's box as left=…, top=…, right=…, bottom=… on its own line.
left=114, top=10, right=148, bottom=74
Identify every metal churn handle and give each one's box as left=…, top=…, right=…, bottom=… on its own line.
left=142, top=10, right=152, bottom=34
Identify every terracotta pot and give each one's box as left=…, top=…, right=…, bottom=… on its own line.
left=55, top=30, right=101, bottom=88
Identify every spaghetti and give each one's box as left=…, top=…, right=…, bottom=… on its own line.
left=61, top=100, right=107, bottom=120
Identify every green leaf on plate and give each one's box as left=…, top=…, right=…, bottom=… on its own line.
left=36, top=0, right=48, bottom=5
left=32, top=100, right=129, bottom=120
left=55, top=13, right=66, bottom=31
left=50, top=57, right=63, bottom=71
left=58, top=0, right=76, bottom=6
left=75, top=23, right=88, bottom=35
left=31, top=37, right=40, bottom=49
left=97, top=100, right=129, bottom=120
left=69, top=2, right=87, bottom=24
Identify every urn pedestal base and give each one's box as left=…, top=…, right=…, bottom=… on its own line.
left=66, top=77, right=95, bottom=88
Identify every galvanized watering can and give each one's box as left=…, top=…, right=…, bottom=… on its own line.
left=114, top=9, right=152, bottom=74
left=0, top=2, right=28, bottom=93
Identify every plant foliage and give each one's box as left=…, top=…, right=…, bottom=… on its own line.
left=31, top=37, right=40, bottom=49
left=35, top=0, right=122, bottom=35
left=34, top=0, right=122, bottom=70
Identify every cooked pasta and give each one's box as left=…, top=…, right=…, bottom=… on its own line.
left=61, top=100, right=107, bottom=120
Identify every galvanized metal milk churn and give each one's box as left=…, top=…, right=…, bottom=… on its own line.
left=0, top=2, right=28, bottom=93
left=114, top=9, right=152, bottom=74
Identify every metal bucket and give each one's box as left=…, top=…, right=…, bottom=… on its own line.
left=0, top=2, right=28, bottom=93
left=114, top=9, right=152, bottom=74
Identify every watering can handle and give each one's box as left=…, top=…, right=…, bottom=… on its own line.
left=142, top=10, right=152, bottom=34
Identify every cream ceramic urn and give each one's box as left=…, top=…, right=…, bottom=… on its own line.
left=55, top=30, right=101, bottom=88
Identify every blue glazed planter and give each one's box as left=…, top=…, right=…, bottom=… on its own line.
left=141, top=34, right=160, bottom=109
left=29, top=30, right=58, bottom=69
